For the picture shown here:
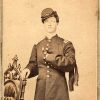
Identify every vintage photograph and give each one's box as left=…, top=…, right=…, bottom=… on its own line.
left=1, top=0, right=97, bottom=100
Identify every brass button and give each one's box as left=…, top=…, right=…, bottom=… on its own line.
left=47, top=70, right=50, bottom=73
left=46, top=47, right=48, bottom=50
left=42, top=47, right=44, bottom=51
left=47, top=65, right=50, bottom=68
left=43, top=57, right=46, bottom=59
left=48, top=39, right=51, bottom=42
left=50, top=64, right=52, bottom=66
left=45, top=61, right=46, bottom=64
left=43, top=51, right=47, bottom=55
left=47, top=44, right=49, bottom=47
left=46, top=75, right=50, bottom=78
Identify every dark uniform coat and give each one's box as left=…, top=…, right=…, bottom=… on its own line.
left=26, top=34, right=79, bottom=100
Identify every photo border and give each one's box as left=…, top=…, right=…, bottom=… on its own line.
left=0, top=0, right=3, bottom=99
left=0, top=0, right=99, bottom=100
left=97, top=0, right=100, bottom=99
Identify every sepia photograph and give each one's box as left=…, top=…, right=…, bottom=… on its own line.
left=0, top=0, right=98, bottom=100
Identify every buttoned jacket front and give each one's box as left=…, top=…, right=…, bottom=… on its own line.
left=26, top=34, right=78, bottom=100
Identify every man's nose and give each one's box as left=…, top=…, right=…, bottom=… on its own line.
left=48, top=24, right=51, bottom=26
left=47, top=21, right=52, bottom=25
left=48, top=23, right=52, bottom=26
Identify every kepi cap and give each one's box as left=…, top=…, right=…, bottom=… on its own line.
left=41, top=8, right=55, bottom=18
left=41, top=8, right=59, bottom=23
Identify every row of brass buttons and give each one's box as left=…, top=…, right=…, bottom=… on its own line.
left=46, top=65, right=50, bottom=78
left=44, top=38, right=51, bottom=78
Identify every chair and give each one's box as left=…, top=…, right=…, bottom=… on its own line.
left=4, top=55, right=27, bottom=100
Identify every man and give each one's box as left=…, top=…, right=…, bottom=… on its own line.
left=21, top=8, right=79, bottom=100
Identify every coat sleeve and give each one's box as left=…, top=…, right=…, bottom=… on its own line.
left=25, top=45, right=38, bottom=78
left=46, top=41, right=79, bottom=91
left=69, top=63, right=79, bottom=91
left=46, top=41, right=76, bottom=72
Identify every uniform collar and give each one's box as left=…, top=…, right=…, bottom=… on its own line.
left=45, top=34, right=58, bottom=40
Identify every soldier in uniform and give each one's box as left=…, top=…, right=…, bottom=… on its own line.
left=21, top=8, right=79, bottom=100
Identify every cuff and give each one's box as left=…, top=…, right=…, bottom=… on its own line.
left=46, top=54, right=57, bottom=62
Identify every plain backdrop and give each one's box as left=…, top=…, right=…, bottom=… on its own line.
left=3, top=0, right=97, bottom=100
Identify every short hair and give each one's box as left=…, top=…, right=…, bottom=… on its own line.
left=41, top=8, right=59, bottom=23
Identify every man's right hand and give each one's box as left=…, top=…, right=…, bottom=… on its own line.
left=21, top=68, right=30, bottom=80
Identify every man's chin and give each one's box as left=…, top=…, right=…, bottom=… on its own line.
left=47, top=30, right=56, bottom=33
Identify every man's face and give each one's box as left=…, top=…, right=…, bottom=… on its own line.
left=43, top=17, right=58, bottom=33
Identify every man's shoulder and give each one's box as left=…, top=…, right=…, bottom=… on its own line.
left=56, top=34, right=71, bottom=44
left=36, top=37, right=46, bottom=46
left=54, top=34, right=64, bottom=43
left=63, top=40, right=72, bottom=45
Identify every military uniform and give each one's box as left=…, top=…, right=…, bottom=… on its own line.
left=26, top=34, right=79, bottom=100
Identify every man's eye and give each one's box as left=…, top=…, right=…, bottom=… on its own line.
left=51, top=20, right=55, bottom=22
left=45, top=20, right=48, bottom=22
